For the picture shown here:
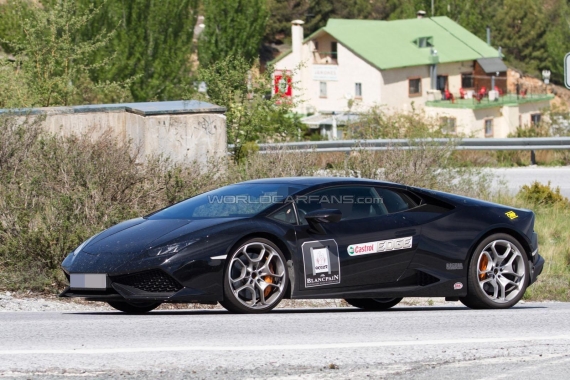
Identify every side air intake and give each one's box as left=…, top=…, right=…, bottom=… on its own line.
left=416, top=271, right=440, bottom=286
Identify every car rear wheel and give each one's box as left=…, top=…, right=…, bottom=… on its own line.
left=460, top=233, right=529, bottom=309
left=344, top=297, right=403, bottom=310
left=107, top=301, right=161, bottom=314
left=220, top=238, right=288, bottom=314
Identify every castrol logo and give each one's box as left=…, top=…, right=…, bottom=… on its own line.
left=348, top=236, right=413, bottom=256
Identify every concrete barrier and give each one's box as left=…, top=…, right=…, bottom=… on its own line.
left=0, top=100, right=227, bottom=165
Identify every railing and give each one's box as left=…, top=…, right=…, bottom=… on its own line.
left=249, top=137, right=570, bottom=153
left=312, top=51, right=338, bottom=65
left=426, top=92, right=554, bottom=109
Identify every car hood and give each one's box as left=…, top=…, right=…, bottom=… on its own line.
left=82, top=217, right=245, bottom=255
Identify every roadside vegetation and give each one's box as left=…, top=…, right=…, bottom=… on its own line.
left=1, top=114, right=568, bottom=302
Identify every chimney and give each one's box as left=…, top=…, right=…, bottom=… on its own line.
left=417, top=10, right=426, bottom=19
left=291, top=20, right=305, bottom=59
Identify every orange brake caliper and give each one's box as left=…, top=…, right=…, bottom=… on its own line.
left=264, top=261, right=274, bottom=298
left=479, top=254, right=489, bottom=280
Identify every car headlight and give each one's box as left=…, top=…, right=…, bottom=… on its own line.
left=147, top=239, right=199, bottom=257
left=72, top=235, right=97, bottom=256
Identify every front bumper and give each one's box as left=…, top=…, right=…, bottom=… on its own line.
left=59, top=268, right=218, bottom=304
left=529, top=253, right=545, bottom=285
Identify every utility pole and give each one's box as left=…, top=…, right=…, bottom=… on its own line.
left=431, top=0, right=434, bottom=16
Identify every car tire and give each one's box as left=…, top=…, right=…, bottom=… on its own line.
left=107, top=301, right=161, bottom=314
left=460, top=233, right=529, bottom=309
left=220, top=238, right=288, bottom=314
left=344, top=298, right=403, bottom=310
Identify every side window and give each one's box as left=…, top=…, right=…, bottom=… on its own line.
left=295, top=186, right=386, bottom=224
left=375, top=188, right=421, bottom=213
left=269, top=203, right=297, bottom=225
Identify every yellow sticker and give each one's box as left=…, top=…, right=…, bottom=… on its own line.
left=505, top=211, right=518, bottom=220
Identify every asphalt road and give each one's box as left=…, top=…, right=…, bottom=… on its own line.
left=1, top=303, right=570, bottom=379
left=489, top=166, right=570, bottom=198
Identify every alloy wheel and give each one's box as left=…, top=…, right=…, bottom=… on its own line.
left=477, top=239, right=526, bottom=303
left=227, top=241, right=286, bottom=310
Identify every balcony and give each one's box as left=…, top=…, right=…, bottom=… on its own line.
left=312, top=51, right=338, bottom=65
left=426, top=92, right=554, bottom=110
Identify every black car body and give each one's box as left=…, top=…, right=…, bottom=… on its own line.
left=60, top=177, right=544, bottom=313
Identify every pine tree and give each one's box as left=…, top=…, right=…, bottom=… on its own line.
left=493, top=0, right=549, bottom=74
left=199, top=0, right=268, bottom=67
left=543, top=0, right=570, bottom=83
left=0, top=0, right=119, bottom=108
left=79, top=0, right=199, bottom=102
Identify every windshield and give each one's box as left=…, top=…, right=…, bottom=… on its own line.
left=148, top=183, right=304, bottom=220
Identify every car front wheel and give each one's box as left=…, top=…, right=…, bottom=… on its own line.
left=220, top=238, right=288, bottom=314
left=460, top=233, right=529, bottom=309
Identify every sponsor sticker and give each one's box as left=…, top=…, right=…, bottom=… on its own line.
left=454, top=282, right=463, bottom=290
left=505, top=211, right=518, bottom=220
left=302, top=240, right=340, bottom=288
left=347, top=236, right=413, bottom=256
left=446, top=263, right=463, bottom=270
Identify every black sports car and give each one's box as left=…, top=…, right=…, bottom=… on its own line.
left=60, top=177, right=544, bottom=313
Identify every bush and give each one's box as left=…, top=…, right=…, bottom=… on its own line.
left=517, top=181, right=570, bottom=207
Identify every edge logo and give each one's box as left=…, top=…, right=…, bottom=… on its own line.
left=347, top=236, right=413, bottom=256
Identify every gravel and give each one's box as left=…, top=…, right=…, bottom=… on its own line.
left=0, top=291, right=460, bottom=312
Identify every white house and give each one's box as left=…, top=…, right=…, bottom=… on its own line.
left=272, top=15, right=552, bottom=139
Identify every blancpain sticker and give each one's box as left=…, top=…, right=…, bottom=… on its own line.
left=446, top=263, right=463, bottom=270
left=302, top=240, right=340, bottom=288
left=454, top=282, right=463, bottom=290
left=347, top=236, right=413, bottom=256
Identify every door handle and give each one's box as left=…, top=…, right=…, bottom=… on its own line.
left=395, top=229, right=416, bottom=238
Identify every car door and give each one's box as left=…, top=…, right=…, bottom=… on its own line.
left=294, top=185, right=421, bottom=291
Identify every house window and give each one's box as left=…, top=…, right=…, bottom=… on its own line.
left=415, top=37, right=433, bottom=48
left=320, top=82, right=327, bottom=98
left=409, top=77, right=421, bottom=97
left=461, top=72, right=474, bottom=88
left=331, top=41, right=338, bottom=60
left=355, top=83, right=362, bottom=98
left=485, top=119, right=494, bottom=137
left=440, top=117, right=457, bottom=134
left=314, top=41, right=319, bottom=51
left=531, top=113, right=541, bottom=126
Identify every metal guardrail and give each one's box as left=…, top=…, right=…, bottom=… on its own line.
left=251, top=138, right=570, bottom=153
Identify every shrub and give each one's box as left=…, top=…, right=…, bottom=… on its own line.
left=517, top=181, right=570, bottom=207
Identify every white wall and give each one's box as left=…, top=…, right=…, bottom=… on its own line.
left=275, top=33, right=381, bottom=114
left=19, top=109, right=227, bottom=165
left=425, top=99, right=551, bottom=138
left=380, top=61, right=474, bottom=111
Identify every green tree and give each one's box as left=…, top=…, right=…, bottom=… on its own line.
left=0, top=0, right=125, bottom=108
left=265, top=0, right=310, bottom=44
left=199, top=0, right=268, bottom=67
left=79, top=0, right=199, bottom=102
left=492, top=0, right=549, bottom=74
left=198, top=55, right=303, bottom=161
left=544, top=0, right=570, bottom=83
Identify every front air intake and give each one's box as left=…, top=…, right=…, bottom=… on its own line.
left=112, top=269, right=182, bottom=293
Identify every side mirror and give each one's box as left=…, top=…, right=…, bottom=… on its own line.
left=304, top=208, right=342, bottom=234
